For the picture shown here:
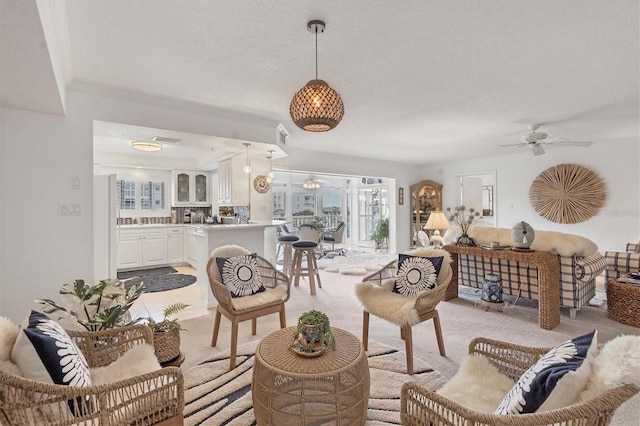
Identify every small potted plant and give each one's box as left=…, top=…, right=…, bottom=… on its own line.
left=290, top=310, right=336, bottom=356
left=37, top=279, right=143, bottom=331
left=145, top=302, right=189, bottom=364
left=446, top=205, right=481, bottom=246
left=372, top=218, right=390, bottom=250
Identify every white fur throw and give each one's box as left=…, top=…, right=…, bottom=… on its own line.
left=579, top=335, right=640, bottom=402
left=443, top=226, right=597, bottom=257
left=0, top=316, right=20, bottom=362
left=231, top=285, right=286, bottom=310
left=90, top=343, right=160, bottom=385
left=437, top=355, right=516, bottom=413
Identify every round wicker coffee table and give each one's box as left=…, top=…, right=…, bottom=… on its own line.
left=252, top=327, right=370, bottom=425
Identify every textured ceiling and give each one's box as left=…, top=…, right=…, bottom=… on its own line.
left=2, top=1, right=639, bottom=165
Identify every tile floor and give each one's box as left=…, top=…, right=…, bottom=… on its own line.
left=129, top=265, right=209, bottom=323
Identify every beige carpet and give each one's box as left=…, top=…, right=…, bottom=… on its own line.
left=182, top=339, right=446, bottom=425
left=179, top=264, right=640, bottom=425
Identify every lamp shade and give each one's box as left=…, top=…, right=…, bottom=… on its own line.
left=290, top=79, right=344, bottom=132
left=425, top=211, right=450, bottom=230
left=131, top=140, right=162, bottom=152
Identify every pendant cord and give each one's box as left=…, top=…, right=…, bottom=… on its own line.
left=315, top=28, right=318, bottom=80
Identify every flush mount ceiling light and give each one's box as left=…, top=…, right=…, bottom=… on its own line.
left=131, top=140, right=163, bottom=152
left=302, top=176, right=321, bottom=190
left=266, top=150, right=275, bottom=183
left=290, top=20, right=344, bottom=132
left=242, top=143, right=252, bottom=174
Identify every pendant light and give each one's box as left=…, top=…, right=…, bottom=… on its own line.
left=290, top=20, right=344, bottom=132
left=303, top=176, right=321, bottom=190
left=266, top=150, right=275, bottom=183
left=242, top=143, right=252, bottom=174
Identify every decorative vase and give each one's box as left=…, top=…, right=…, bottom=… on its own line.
left=482, top=274, right=503, bottom=304
left=455, top=233, right=476, bottom=246
left=153, top=330, right=181, bottom=364
left=512, top=221, right=535, bottom=249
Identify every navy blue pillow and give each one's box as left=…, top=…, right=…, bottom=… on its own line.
left=12, top=310, right=93, bottom=415
left=216, top=253, right=265, bottom=298
left=495, top=330, right=597, bottom=414
left=393, top=254, right=443, bottom=296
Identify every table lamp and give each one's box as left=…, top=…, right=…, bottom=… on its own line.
left=425, top=211, right=450, bottom=247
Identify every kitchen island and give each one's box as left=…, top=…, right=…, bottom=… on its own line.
left=193, top=221, right=280, bottom=307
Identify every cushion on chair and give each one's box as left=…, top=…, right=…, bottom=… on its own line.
left=90, top=343, right=160, bottom=385
left=11, top=310, right=93, bottom=416
left=293, top=240, right=318, bottom=248
left=278, top=235, right=299, bottom=242
left=355, top=280, right=421, bottom=325
left=495, top=330, right=598, bottom=415
left=393, top=254, right=443, bottom=296
left=231, top=285, right=287, bottom=311
left=437, top=355, right=516, bottom=413
left=0, top=316, right=20, bottom=362
left=216, top=253, right=266, bottom=298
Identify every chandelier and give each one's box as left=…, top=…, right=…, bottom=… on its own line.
left=290, top=20, right=344, bottom=132
left=303, top=177, right=321, bottom=190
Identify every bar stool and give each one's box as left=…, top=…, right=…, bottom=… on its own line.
left=276, top=234, right=299, bottom=276
left=291, top=240, right=322, bottom=295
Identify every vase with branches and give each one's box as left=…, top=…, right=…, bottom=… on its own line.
left=446, top=205, right=481, bottom=246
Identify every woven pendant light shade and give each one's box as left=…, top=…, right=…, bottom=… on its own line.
left=290, top=79, right=344, bottom=132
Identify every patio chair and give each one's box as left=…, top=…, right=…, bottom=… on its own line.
left=322, top=221, right=345, bottom=251
left=401, top=336, right=640, bottom=426
left=0, top=324, right=184, bottom=426
left=355, top=248, right=452, bottom=374
left=207, top=245, right=290, bottom=369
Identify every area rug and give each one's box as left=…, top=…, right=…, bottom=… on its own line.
left=317, top=251, right=397, bottom=276
left=182, top=340, right=447, bottom=425
left=118, top=267, right=196, bottom=293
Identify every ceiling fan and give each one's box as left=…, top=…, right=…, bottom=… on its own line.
left=498, top=125, right=592, bottom=156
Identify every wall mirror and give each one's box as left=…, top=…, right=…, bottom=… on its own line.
left=456, top=170, right=497, bottom=227
left=409, top=180, right=442, bottom=246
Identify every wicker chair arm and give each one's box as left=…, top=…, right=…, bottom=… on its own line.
left=67, top=324, right=153, bottom=368
left=0, top=367, right=184, bottom=426
left=414, top=278, right=450, bottom=313
left=256, top=255, right=291, bottom=303
left=361, top=260, right=397, bottom=286
left=468, top=337, right=551, bottom=380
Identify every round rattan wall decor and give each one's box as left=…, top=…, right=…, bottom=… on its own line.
left=529, top=163, right=605, bottom=224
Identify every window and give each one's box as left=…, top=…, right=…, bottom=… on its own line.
left=117, top=180, right=136, bottom=210
left=141, top=181, right=165, bottom=210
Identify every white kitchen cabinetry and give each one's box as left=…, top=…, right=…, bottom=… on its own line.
left=117, top=228, right=168, bottom=269
left=172, top=170, right=210, bottom=206
left=217, top=158, right=249, bottom=205
left=185, top=226, right=198, bottom=268
left=167, top=226, right=184, bottom=264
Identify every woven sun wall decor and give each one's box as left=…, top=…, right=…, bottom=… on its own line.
left=529, top=163, right=606, bottom=224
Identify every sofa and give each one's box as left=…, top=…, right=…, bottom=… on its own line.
left=603, top=242, right=640, bottom=287
left=443, top=226, right=606, bottom=319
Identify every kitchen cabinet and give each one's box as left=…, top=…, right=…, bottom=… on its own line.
left=185, top=226, right=198, bottom=268
left=172, top=170, right=210, bottom=206
left=117, top=228, right=168, bottom=269
left=217, top=158, right=249, bottom=205
left=167, top=226, right=184, bottom=264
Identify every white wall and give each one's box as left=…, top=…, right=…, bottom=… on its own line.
left=420, top=140, right=640, bottom=252
left=0, top=90, right=424, bottom=321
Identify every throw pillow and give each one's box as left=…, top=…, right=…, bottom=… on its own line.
left=11, top=310, right=93, bottom=415
left=495, top=330, right=598, bottom=415
left=216, top=253, right=265, bottom=298
left=393, top=254, right=443, bottom=296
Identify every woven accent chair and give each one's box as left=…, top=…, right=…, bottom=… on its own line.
left=401, top=337, right=640, bottom=426
left=206, top=245, right=291, bottom=369
left=0, top=325, right=184, bottom=426
left=355, top=248, right=452, bottom=374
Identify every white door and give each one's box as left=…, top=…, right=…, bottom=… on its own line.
left=94, top=174, right=117, bottom=280
left=460, top=176, right=483, bottom=214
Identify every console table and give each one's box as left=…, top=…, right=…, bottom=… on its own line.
left=442, top=245, right=561, bottom=330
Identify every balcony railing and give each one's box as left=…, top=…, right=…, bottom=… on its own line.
left=274, top=214, right=343, bottom=231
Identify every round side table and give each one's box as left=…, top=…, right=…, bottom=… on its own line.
left=252, top=327, right=370, bottom=425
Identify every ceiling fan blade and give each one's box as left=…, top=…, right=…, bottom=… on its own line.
left=542, top=139, right=593, bottom=147
left=497, top=142, right=528, bottom=147
left=530, top=144, right=545, bottom=156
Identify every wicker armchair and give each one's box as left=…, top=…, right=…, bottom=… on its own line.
left=401, top=337, right=639, bottom=426
left=355, top=248, right=452, bottom=374
left=0, top=325, right=184, bottom=426
left=207, top=245, right=291, bottom=369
